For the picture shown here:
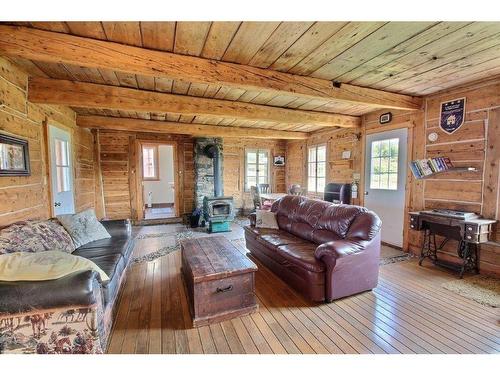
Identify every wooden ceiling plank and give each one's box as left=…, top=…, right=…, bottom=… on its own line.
left=401, top=53, right=500, bottom=95
left=28, top=22, right=70, bottom=33
left=68, top=114, right=309, bottom=139
left=172, top=80, right=191, bottom=95
left=140, top=22, right=176, bottom=52
left=114, top=71, right=139, bottom=88
left=269, top=22, right=348, bottom=72
left=378, top=32, right=500, bottom=92
left=311, top=22, right=437, bottom=80
left=248, top=22, right=314, bottom=68
left=28, top=77, right=360, bottom=128
left=32, top=61, right=74, bottom=80
left=66, top=22, right=107, bottom=40
left=336, top=22, right=470, bottom=83
left=201, top=22, right=241, bottom=60
left=101, top=22, right=142, bottom=47
left=98, top=68, right=121, bottom=86
left=353, top=22, right=500, bottom=89
left=174, top=22, right=211, bottom=56
left=154, top=77, right=173, bottom=93
left=222, top=22, right=281, bottom=64
left=288, top=22, right=386, bottom=76
left=0, top=25, right=422, bottom=110
left=136, top=74, right=155, bottom=91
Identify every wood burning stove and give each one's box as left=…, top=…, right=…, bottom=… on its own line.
left=203, top=196, right=234, bottom=233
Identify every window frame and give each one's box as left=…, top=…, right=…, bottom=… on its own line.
left=369, top=137, right=399, bottom=191
left=142, top=144, right=160, bottom=181
left=307, top=144, right=327, bottom=193
left=244, top=148, right=271, bottom=192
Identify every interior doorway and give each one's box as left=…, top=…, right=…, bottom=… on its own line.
left=48, top=125, right=75, bottom=216
left=139, top=142, right=178, bottom=220
left=364, top=128, right=408, bottom=248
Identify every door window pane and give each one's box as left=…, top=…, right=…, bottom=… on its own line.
left=55, top=139, right=70, bottom=193
left=142, top=146, right=158, bottom=180
left=370, top=138, right=399, bottom=190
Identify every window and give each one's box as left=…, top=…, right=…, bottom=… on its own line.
left=55, top=138, right=70, bottom=193
left=142, top=145, right=159, bottom=180
left=370, top=138, right=399, bottom=190
left=308, top=145, right=326, bottom=193
left=245, top=149, right=269, bottom=191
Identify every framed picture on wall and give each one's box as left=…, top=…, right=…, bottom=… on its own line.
left=0, top=133, right=30, bottom=176
left=273, top=155, right=285, bottom=166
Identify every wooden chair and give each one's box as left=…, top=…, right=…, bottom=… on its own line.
left=250, top=186, right=261, bottom=210
left=255, top=184, right=273, bottom=211
left=289, top=184, right=303, bottom=195
left=256, top=183, right=271, bottom=194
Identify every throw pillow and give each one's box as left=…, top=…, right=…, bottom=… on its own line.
left=57, top=209, right=111, bottom=249
left=255, top=210, right=279, bottom=229
left=0, top=250, right=109, bottom=282
left=0, top=219, right=75, bottom=255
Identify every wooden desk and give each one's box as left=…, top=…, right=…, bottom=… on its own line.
left=409, top=211, right=496, bottom=278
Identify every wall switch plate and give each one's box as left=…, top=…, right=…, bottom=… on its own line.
left=353, top=173, right=361, bottom=180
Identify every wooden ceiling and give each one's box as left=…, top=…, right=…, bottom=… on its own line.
left=2, top=21, right=500, bottom=135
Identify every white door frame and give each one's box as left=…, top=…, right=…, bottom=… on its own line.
left=361, top=129, right=413, bottom=250
left=46, top=123, right=76, bottom=216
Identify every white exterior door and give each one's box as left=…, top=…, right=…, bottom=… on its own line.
left=49, top=125, right=75, bottom=215
left=364, top=128, right=408, bottom=247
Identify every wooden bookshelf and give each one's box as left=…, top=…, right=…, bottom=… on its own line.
left=417, top=167, right=478, bottom=179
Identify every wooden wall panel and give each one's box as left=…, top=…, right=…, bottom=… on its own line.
left=0, top=56, right=95, bottom=227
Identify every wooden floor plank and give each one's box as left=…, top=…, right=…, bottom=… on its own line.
left=120, top=262, right=149, bottom=353
left=148, top=259, right=162, bottom=354
left=107, top=233, right=500, bottom=355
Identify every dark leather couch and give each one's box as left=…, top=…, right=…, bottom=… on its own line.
left=244, top=195, right=381, bottom=302
left=0, top=220, right=133, bottom=351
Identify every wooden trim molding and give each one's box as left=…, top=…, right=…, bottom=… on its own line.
left=0, top=25, right=423, bottom=111
left=28, top=77, right=360, bottom=128
left=77, top=115, right=310, bottom=140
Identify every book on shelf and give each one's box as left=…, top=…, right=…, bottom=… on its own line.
left=409, top=157, right=454, bottom=179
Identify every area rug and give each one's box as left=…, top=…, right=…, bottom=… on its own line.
left=441, top=275, right=500, bottom=308
left=131, top=231, right=195, bottom=264
left=379, top=245, right=412, bottom=266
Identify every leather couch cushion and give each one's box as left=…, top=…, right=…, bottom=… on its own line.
left=257, top=232, right=306, bottom=248
left=276, top=243, right=325, bottom=273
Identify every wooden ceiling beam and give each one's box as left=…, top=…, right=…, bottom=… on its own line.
left=0, top=25, right=423, bottom=110
left=77, top=115, right=309, bottom=140
left=28, top=77, right=360, bottom=128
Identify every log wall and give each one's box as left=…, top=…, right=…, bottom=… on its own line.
left=0, top=56, right=95, bottom=227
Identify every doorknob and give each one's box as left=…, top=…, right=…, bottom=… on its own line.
left=54, top=202, right=62, bottom=207
left=364, top=191, right=369, bottom=195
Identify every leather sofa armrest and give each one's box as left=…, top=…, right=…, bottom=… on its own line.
left=248, top=213, right=257, bottom=227
left=0, top=270, right=101, bottom=316
left=315, top=239, right=366, bottom=261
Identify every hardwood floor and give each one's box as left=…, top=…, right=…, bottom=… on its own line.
left=107, top=232, right=500, bottom=354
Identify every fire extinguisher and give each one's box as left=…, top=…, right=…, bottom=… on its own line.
left=351, top=181, right=358, bottom=199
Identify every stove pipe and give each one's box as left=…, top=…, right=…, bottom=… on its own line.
left=204, top=144, right=222, bottom=197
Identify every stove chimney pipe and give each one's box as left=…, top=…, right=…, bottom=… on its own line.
left=204, top=144, right=222, bottom=197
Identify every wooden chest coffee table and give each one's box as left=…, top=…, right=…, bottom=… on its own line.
left=181, top=236, right=258, bottom=327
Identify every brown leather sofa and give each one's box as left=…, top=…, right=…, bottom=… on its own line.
left=244, top=195, right=381, bottom=302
